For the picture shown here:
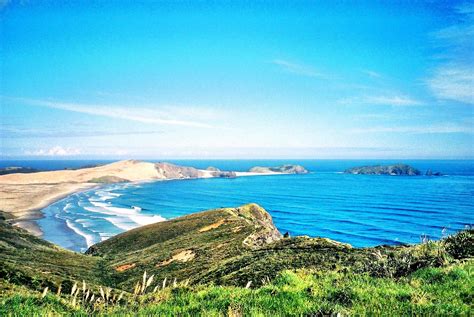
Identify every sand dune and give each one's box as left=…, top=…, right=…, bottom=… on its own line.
left=0, top=160, right=162, bottom=184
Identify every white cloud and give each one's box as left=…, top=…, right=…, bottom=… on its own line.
left=426, top=3, right=474, bottom=104
left=25, top=146, right=82, bottom=156
left=271, top=59, right=325, bottom=78
left=339, top=94, right=422, bottom=106
left=427, top=64, right=474, bottom=105
left=8, top=97, right=213, bottom=128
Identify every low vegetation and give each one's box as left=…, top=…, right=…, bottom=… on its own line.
left=1, top=260, right=472, bottom=316
left=87, top=176, right=130, bottom=183
left=0, top=205, right=472, bottom=316
left=344, top=164, right=421, bottom=176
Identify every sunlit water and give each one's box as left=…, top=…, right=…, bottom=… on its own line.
left=3, top=160, right=471, bottom=252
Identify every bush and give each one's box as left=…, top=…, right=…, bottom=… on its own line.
left=443, top=229, right=474, bottom=259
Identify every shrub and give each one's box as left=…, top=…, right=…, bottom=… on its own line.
left=443, top=229, right=474, bottom=259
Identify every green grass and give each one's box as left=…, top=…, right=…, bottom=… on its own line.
left=1, top=260, right=472, bottom=316
left=87, top=176, right=129, bottom=183
left=1, top=205, right=472, bottom=316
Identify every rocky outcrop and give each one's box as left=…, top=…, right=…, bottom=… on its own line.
left=211, top=171, right=237, bottom=178
left=154, top=163, right=237, bottom=179
left=233, top=203, right=282, bottom=248
left=249, top=165, right=309, bottom=174
left=425, top=169, right=443, bottom=176
left=155, top=162, right=205, bottom=179
left=344, top=164, right=421, bottom=176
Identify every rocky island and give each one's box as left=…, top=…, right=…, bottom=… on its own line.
left=248, top=164, right=309, bottom=174
left=344, top=164, right=421, bottom=176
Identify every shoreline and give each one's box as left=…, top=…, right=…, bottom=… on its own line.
left=0, top=162, right=292, bottom=237
left=28, top=172, right=289, bottom=236
left=3, top=183, right=97, bottom=236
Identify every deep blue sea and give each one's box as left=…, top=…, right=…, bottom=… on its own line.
left=2, top=160, right=473, bottom=252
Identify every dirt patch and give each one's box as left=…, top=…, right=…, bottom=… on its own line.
left=231, top=225, right=245, bottom=233
left=199, top=219, right=226, bottom=232
left=115, top=263, right=136, bottom=272
left=157, top=250, right=195, bottom=267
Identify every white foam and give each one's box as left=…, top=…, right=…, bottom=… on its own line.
left=89, top=200, right=139, bottom=216
left=65, top=219, right=97, bottom=247
left=90, top=200, right=110, bottom=208
left=129, top=214, right=166, bottom=226
left=95, top=190, right=122, bottom=201
left=83, top=206, right=114, bottom=215
left=76, top=218, right=94, bottom=228
left=64, top=203, right=74, bottom=211
left=104, top=213, right=165, bottom=231
left=105, top=217, right=137, bottom=231
left=103, top=205, right=138, bottom=215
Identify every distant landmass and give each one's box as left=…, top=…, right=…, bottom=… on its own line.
left=249, top=164, right=309, bottom=174
left=344, top=164, right=421, bottom=176
left=0, top=166, right=40, bottom=175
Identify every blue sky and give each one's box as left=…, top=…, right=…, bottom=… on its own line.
left=1, top=1, right=473, bottom=159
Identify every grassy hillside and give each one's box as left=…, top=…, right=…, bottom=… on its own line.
left=0, top=205, right=472, bottom=315
left=1, top=261, right=472, bottom=316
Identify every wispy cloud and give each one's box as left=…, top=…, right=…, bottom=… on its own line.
left=0, top=126, right=163, bottom=138
left=427, top=64, right=474, bottom=105
left=426, top=3, right=474, bottom=104
left=24, top=146, right=82, bottom=156
left=6, top=97, right=213, bottom=128
left=338, top=94, right=423, bottom=106
left=351, top=123, right=474, bottom=134
left=362, top=70, right=383, bottom=78
left=271, top=59, right=325, bottom=78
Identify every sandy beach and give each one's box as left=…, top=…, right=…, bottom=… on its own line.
left=0, top=183, right=97, bottom=235
left=0, top=160, right=165, bottom=236
left=0, top=160, right=289, bottom=236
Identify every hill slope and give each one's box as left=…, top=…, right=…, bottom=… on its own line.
left=0, top=204, right=472, bottom=315
left=2, top=204, right=472, bottom=290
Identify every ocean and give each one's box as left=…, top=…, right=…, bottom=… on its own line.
left=2, top=159, right=473, bottom=252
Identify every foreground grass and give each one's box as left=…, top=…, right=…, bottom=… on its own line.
left=1, top=260, right=472, bottom=316
left=1, top=208, right=472, bottom=316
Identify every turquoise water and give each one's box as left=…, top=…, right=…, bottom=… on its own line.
left=8, top=160, right=470, bottom=252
